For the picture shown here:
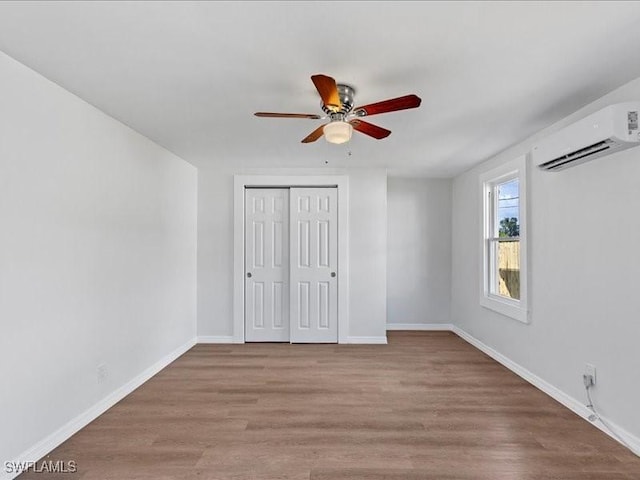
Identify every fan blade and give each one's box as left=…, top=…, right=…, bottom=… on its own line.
left=301, top=124, right=327, bottom=143
left=354, top=94, right=421, bottom=117
left=255, top=112, right=322, bottom=119
left=311, top=74, right=341, bottom=111
left=350, top=119, right=391, bottom=140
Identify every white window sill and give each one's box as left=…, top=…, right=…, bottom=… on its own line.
left=480, top=295, right=529, bottom=324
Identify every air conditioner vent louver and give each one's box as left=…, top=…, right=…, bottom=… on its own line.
left=539, top=139, right=614, bottom=171
left=532, top=102, right=640, bottom=172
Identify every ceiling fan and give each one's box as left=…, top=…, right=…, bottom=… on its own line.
left=254, top=74, right=422, bottom=144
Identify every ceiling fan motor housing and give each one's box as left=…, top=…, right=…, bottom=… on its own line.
left=322, top=84, right=355, bottom=116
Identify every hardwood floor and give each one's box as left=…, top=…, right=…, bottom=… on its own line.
left=20, top=332, right=640, bottom=479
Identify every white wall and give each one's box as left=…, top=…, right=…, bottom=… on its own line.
left=197, top=167, right=387, bottom=340
left=0, top=52, right=198, bottom=464
left=451, top=77, right=640, bottom=444
left=387, top=177, right=452, bottom=326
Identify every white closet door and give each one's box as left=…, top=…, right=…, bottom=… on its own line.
left=289, top=188, right=338, bottom=343
left=245, top=188, right=290, bottom=342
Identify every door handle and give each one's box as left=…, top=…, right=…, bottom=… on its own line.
left=247, top=272, right=252, bottom=278
left=331, top=272, right=336, bottom=278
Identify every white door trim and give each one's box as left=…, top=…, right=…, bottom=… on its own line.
left=233, top=175, right=350, bottom=344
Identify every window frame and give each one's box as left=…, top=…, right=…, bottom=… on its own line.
left=479, top=156, right=529, bottom=323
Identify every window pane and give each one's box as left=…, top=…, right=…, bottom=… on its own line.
left=496, top=240, right=520, bottom=300
left=497, top=179, right=519, bottom=237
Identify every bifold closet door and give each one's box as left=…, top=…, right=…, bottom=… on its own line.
left=245, top=188, right=290, bottom=342
left=289, top=188, right=338, bottom=343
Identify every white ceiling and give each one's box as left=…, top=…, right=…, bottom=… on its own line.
left=2, top=2, right=640, bottom=176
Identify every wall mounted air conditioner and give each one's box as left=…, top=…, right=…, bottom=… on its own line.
left=532, top=102, right=640, bottom=171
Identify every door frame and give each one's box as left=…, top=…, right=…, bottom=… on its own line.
left=233, top=175, right=349, bottom=344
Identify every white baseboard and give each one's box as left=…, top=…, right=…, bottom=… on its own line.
left=3, top=338, right=197, bottom=480
left=199, top=336, right=387, bottom=345
left=198, top=336, right=388, bottom=345
left=345, top=336, right=388, bottom=344
left=197, top=335, right=234, bottom=344
left=451, top=325, right=640, bottom=457
left=386, top=323, right=454, bottom=331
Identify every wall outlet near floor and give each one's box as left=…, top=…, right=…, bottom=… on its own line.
left=584, top=363, right=596, bottom=386
left=97, top=363, right=108, bottom=384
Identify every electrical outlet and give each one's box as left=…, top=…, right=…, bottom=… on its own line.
left=97, top=363, right=108, bottom=384
left=585, top=363, right=596, bottom=386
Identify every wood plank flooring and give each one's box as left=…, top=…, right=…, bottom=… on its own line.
left=19, top=332, right=640, bottom=479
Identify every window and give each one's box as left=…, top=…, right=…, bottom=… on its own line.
left=480, top=156, right=528, bottom=323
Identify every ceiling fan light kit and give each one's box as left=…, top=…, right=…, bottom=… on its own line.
left=255, top=74, right=421, bottom=144
left=323, top=121, right=353, bottom=144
